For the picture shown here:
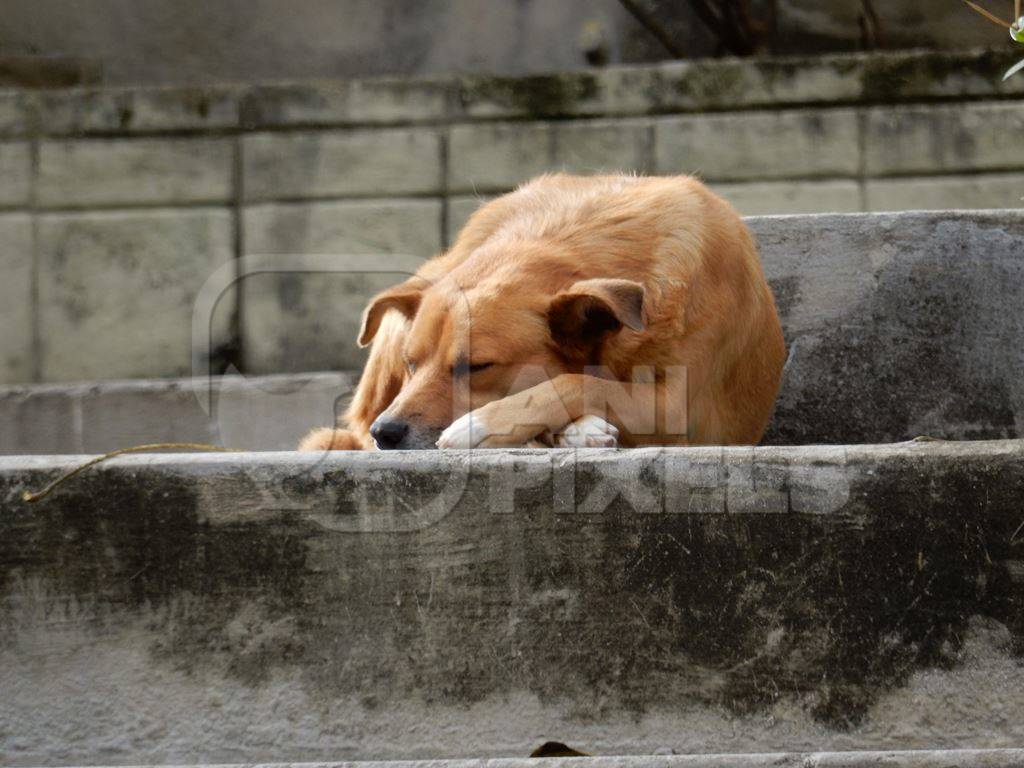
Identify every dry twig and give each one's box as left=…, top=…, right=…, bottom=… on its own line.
left=960, top=0, right=1012, bottom=28
left=21, top=442, right=240, bottom=503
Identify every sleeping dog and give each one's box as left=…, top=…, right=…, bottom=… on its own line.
left=299, top=173, right=785, bottom=451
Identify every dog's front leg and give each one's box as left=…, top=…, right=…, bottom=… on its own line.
left=437, top=374, right=669, bottom=449
left=437, top=375, right=584, bottom=448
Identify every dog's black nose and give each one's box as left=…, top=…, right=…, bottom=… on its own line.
left=370, top=417, right=409, bottom=450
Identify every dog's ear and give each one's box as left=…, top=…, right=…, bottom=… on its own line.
left=358, top=280, right=424, bottom=348
left=547, top=278, right=645, bottom=356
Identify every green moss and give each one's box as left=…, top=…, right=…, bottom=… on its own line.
left=861, top=49, right=1018, bottom=101
left=459, top=72, right=600, bottom=117
left=669, top=60, right=749, bottom=104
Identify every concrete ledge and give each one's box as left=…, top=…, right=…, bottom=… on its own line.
left=0, top=372, right=355, bottom=454
left=2, top=49, right=1022, bottom=139
left=3, top=441, right=1024, bottom=764
left=5, top=439, right=1022, bottom=518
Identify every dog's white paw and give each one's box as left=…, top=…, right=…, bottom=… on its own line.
left=436, top=411, right=491, bottom=449
left=554, top=415, right=619, bottom=448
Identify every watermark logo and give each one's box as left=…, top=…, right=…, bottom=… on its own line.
left=188, top=254, right=846, bottom=530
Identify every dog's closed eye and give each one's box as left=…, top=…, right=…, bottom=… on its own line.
left=453, top=361, right=494, bottom=377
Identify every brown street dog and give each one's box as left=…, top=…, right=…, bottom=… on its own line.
left=299, top=173, right=785, bottom=451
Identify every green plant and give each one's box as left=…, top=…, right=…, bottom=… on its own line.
left=961, top=0, right=1024, bottom=79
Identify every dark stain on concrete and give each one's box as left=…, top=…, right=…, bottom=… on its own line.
left=669, top=61, right=748, bottom=105
left=458, top=73, right=600, bottom=118
left=860, top=50, right=1019, bottom=102
left=619, top=451, right=1024, bottom=727
left=952, top=126, right=978, bottom=164
left=764, top=236, right=1022, bottom=445
left=276, top=273, right=306, bottom=313
left=118, top=104, right=134, bottom=130
left=767, top=275, right=802, bottom=323
left=3, top=449, right=1024, bottom=731
left=801, top=113, right=826, bottom=136
left=0, top=469, right=313, bottom=684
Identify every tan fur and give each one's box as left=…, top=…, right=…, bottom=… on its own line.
left=298, top=173, right=786, bottom=451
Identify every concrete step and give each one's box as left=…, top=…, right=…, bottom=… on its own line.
left=0, top=371, right=356, bottom=455
left=29, top=750, right=1024, bottom=768
left=3, top=210, right=1022, bottom=455
left=3, top=440, right=1023, bottom=764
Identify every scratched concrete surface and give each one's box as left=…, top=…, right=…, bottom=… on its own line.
left=2, top=441, right=1024, bottom=765
left=756, top=210, right=1024, bottom=444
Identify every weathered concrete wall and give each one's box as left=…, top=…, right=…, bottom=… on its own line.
left=0, top=0, right=694, bottom=86
left=0, top=0, right=1008, bottom=87
left=1, top=49, right=1023, bottom=384
left=2, top=440, right=1024, bottom=764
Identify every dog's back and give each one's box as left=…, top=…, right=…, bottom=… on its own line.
left=442, top=174, right=786, bottom=444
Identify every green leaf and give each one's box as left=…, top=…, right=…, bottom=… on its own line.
left=1003, top=57, right=1024, bottom=80
left=1012, top=19, right=1024, bottom=43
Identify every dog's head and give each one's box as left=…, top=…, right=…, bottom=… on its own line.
left=358, top=252, right=645, bottom=450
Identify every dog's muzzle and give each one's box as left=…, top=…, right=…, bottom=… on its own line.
left=369, top=416, right=441, bottom=450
